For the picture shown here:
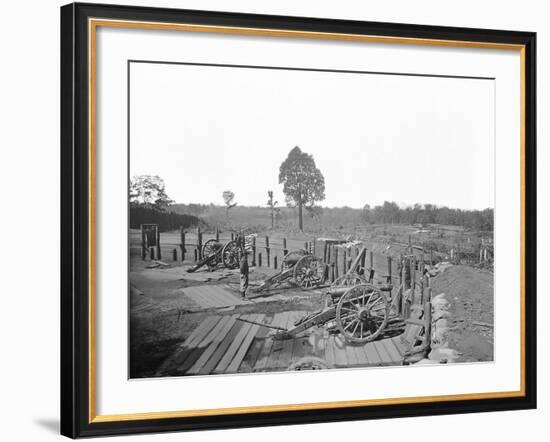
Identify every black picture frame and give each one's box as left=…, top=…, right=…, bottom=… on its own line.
left=61, top=2, right=537, bottom=438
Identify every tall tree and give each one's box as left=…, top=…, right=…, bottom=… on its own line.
left=222, top=190, right=237, bottom=219
left=279, top=146, right=325, bottom=230
left=129, top=175, right=173, bottom=212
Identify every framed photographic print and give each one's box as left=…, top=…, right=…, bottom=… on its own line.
left=60, top=2, right=537, bottom=438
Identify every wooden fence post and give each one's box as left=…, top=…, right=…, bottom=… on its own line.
left=140, top=225, right=146, bottom=260
left=274, top=256, right=278, bottom=270
left=265, top=236, right=270, bottom=267
left=172, top=248, right=177, bottom=262
left=231, top=232, right=234, bottom=241
left=369, top=250, right=374, bottom=270
left=252, top=236, right=256, bottom=266
left=323, top=241, right=328, bottom=264
left=197, top=227, right=202, bottom=260
left=387, top=256, right=392, bottom=284
left=342, top=249, right=347, bottom=275
left=334, top=247, right=339, bottom=280
left=312, top=238, right=316, bottom=256
left=180, top=227, right=186, bottom=262
left=360, top=250, right=366, bottom=275
left=194, top=249, right=197, bottom=261
left=401, top=256, right=407, bottom=315
left=215, top=228, right=220, bottom=242
left=258, top=252, right=262, bottom=267
left=424, top=300, right=432, bottom=346
left=156, top=226, right=161, bottom=260
left=283, top=238, right=288, bottom=256
left=411, top=257, right=416, bottom=304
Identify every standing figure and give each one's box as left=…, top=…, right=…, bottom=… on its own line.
left=239, top=250, right=249, bottom=300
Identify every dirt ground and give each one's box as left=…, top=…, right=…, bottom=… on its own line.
left=430, top=265, right=494, bottom=362
left=129, top=247, right=494, bottom=377
left=129, top=255, right=324, bottom=378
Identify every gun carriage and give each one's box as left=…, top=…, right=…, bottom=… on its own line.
left=187, top=236, right=243, bottom=273
left=252, top=247, right=396, bottom=344
left=256, top=249, right=328, bottom=291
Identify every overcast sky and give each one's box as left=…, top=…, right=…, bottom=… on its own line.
left=130, top=62, right=494, bottom=210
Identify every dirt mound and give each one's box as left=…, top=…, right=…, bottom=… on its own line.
left=430, top=265, right=494, bottom=362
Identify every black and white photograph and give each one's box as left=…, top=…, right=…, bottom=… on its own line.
left=128, top=59, right=495, bottom=378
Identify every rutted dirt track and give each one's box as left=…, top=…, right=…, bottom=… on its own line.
left=430, top=265, right=494, bottom=362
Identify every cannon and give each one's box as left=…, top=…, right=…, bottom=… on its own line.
left=256, top=250, right=327, bottom=291
left=284, top=282, right=391, bottom=344
left=244, top=247, right=395, bottom=344
left=187, top=237, right=242, bottom=273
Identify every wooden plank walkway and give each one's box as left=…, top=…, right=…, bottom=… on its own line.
left=157, top=311, right=410, bottom=377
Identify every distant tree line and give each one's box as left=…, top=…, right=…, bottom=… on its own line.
left=130, top=206, right=198, bottom=232
left=362, top=201, right=494, bottom=231
left=129, top=175, right=198, bottom=232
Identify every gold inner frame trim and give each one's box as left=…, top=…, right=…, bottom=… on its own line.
left=88, top=18, right=527, bottom=424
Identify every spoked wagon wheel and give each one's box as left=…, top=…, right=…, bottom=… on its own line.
left=202, top=239, right=221, bottom=269
left=293, top=255, right=327, bottom=289
left=332, top=272, right=367, bottom=287
left=221, top=240, right=241, bottom=269
left=336, top=284, right=389, bottom=344
left=282, top=249, right=308, bottom=271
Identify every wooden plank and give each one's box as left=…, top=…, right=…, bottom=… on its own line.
left=254, top=313, right=287, bottom=371
left=155, top=316, right=221, bottom=376
left=263, top=311, right=292, bottom=371
left=238, top=314, right=276, bottom=373
left=353, top=344, right=369, bottom=367
left=373, top=341, right=393, bottom=365
left=213, top=315, right=256, bottom=374
left=391, top=335, right=409, bottom=356
left=204, top=286, right=229, bottom=307
left=289, top=313, right=310, bottom=364
left=227, top=314, right=265, bottom=373
left=178, top=316, right=229, bottom=373
left=254, top=313, right=286, bottom=372
left=186, top=291, right=215, bottom=309
left=184, top=316, right=221, bottom=349
left=200, top=286, right=223, bottom=306
left=182, top=316, right=219, bottom=348
left=188, top=316, right=237, bottom=374
left=353, top=343, right=370, bottom=366
left=344, top=342, right=360, bottom=366
left=277, top=312, right=304, bottom=370
left=332, top=335, right=348, bottom=367
left=210, top=286, right=238, bottom=306
left=188, top=286, right=216, bottom=307
left=154, top=316, right=217, bottom=376
left=363, top=342, right=382, bottom=365
left=381, top=338, right=402, bottom=363
left=324, top=335, right=336, bottom=368
left=199, top=319, right=245, bottom=375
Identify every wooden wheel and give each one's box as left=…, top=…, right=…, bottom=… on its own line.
left=336, top=284, right=389, bottom=344
left=221, top=240, right=240, bottom=269
left=293, top=255, right=326, bottom=289
left=332, top=272, right=367, bottom=288
left=202, top=239, right=221, bottom=269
